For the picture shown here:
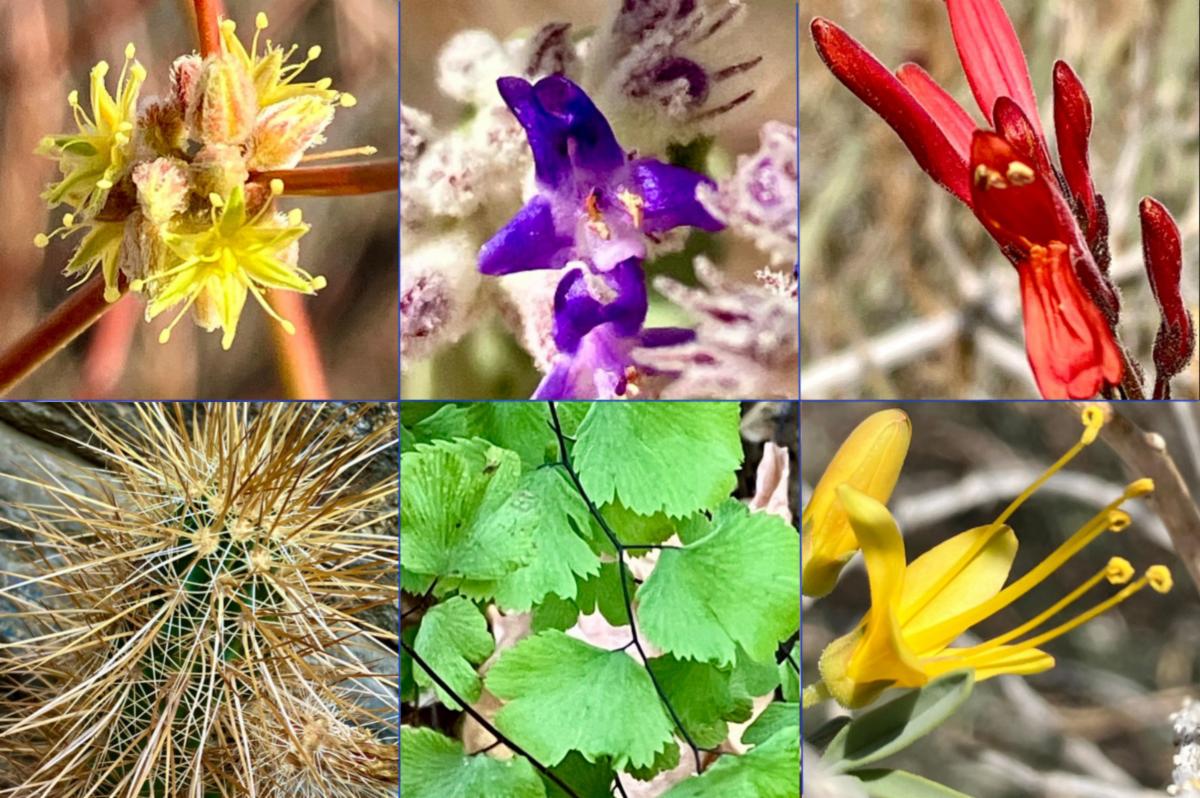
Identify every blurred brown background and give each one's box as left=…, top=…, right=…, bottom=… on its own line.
left=802, top=402, right=1200, bottom=796
left=0, top=0, right=398, bottom=399
left=800, top=0, right=1200, bottom=399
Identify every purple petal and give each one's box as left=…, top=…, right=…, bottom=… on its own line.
left=552, top=259, right=648, bottom=353
left=532, top=359, right=573, bottom=400
left=532, top=76, right=626, bottom=176
left=478, top=195, right=574, bottom=275
left=627, top=159, right=725, bottom=233
left=498, top=77, right=572, bottom=188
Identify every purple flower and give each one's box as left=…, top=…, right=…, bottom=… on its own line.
left=533, top=258, right=694, bottom=399
left=480, top=75, right=723, bottom=276
left=478, top=74, right=723, bottom=399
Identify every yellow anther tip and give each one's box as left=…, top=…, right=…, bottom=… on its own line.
left=158, top=329, right=172, bottom=344
left=68, top=90, right=79, bottom=105
left=221, top=19, right=237, bottom=33
left=1147, top=565, right=1173, bottom=594
left=313, top=276, right=328, bottom=290
left=287, top=209, right=303, bottom=225
left=308, top=45, right=322, bottom=60
left=125, top=43, right=136, bottom=59
left=209, top=193, right=225, bottom=208
left=269, top=178, right=285, bottom=195
left=103, top=286, right=121, bottom=303
left=1080, top=405, right=1105, bottom=443
left=1105, top=557, right=1134, bottom=585
left=339, top=93, right=358, bottom=108
left=1124, top=478, right=1155, bottom=498
left=33, top=234, right=50, bottom=248
left=280, top=320, right=297, bottom=335
left=256, top=12, right=269, bottom=29
left=1106, top=510, right=1131, bottom=532
left=93, top=61, right=110, bottom=77
left=130, top=279, right=145, bottom=292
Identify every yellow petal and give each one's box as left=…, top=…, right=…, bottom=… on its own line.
left=802, top=410, right=911, bottom=597
left=899, top=524, right=1017, bottom=647
left=924, top=645, right=1054, bottom=682
left=837, top=486, right=926, bottom=692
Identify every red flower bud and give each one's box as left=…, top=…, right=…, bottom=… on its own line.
left=1140, top=197, right=1196, bottom=396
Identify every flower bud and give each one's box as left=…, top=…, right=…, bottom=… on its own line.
left=137, top=98, right=187, bottom=156
left=132, top=157, right=189, bottom=225
left=1140, top=197, right=1196, bottom=393
left=192, top=54, right=258, bottom=145
left=247, top=96, right=335, bottom=171
left=190, top=144, right=250, bottom=199
left=170, top=54, right=202, bottom=117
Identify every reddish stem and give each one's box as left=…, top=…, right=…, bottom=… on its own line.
left=77, top=293, right=140, bottom=399
left=268, top=290, right=330, bottom=399
left=0, top=277, right=126, bottom=397
left=193, top=0, right=224, bottom=58
left=252, top=160, right=400, bottom=196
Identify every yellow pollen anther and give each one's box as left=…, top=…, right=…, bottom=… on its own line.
left=1080, top=405, right=1105, bottom=443
left=1124, top=478, right=1154, bottom=498
left=339, top=93, right=358, bottom=108
left=584, top=191, right=611, bottom=240
left=62, top=213, right=75, bottom=226
left=974, top=164, right=1007, bottom=190
left=1105, top=557, right=1134, bottom=585
left=1147, top=565, right=1172, bottom=593
left=1107, top=510, right=1131, bottom=532
left=68, top=90, right=79, bottom=105
left=312, top=276, right=328, bottom=290
left=130, top=279, right=145, bottom=292
left=617, top=188, right=645, bottom=229
left=221, top=19, right=237, bottom=34
left=210, top=193, right=225, bottom=208
left=269, top=178, right=285, bottom=195
left=1006, top=161, right=1035, bottom=186
left=256, top=12, right=269, bottom=29
left=124, top=43, right=136, bottom=60
left=94, top=61, right=109, bottom=79
left=33, top=234, right=50, bottom=248
left=287, top=208, right=303, bottom=225
left=307, top=45, right=322, bottom=60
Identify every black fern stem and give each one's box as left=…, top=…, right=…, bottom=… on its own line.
left=400, top=640, right=582, bottom=798
left=547, top=402, right=706, bottom=775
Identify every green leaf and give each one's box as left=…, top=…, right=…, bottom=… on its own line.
left=574, top=403, right=743, bottom=518
left=400, top=439, right=534, bottom=582
left=731, top=648, right=782, bottom=699
left=823, top=671, right=975, bottom=773
left=400, top=624, right=419, bottom=703
left=661, top=727, right=800, bottom=798
left=531, top=593, right=580, bottom=632
left=851, top=769, right=974, bottom=798
left=778, top=640, right=800, bottom=702
left=412, top=597, right=494, bottom=709
left=637, top=501, right=800, bottom=666
left=407, top=404, right=470, bottom=444
left=626, top=740, right=680, bottom=781
left=466, top=403, right=586, bottom=467
left=400, top=726, right=546, bottom=798
left=741, top=702, right=799, bottom=746
left=490, top=468, right=601, bottom=611
left=597, top=501, right=676, bottom=554
left=486, top=631, right=675, bottom=770
left=543, top=752, right=615, bottom=798
left=576, top=561, right=636, bottom=627
left=646, top=656, right=752, bottom=748
left=401, top=425, right=417, bottom=453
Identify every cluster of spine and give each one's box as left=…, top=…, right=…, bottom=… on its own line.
left=0, top=403, right=397, bottom=798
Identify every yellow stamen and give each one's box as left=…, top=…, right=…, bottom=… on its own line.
left=617, top=188, right=645, bottom=229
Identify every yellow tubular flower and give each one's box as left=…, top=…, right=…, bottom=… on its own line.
left=806, top=407, right=1172, bottom=710
left=133, top=181, right=325, bottom=350
left=803, top=409, right=911, bottom=597
left=37, top=44, right=146, bottom=214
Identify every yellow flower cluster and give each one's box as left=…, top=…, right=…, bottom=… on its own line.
left=35, top=12, right=355, bottom=348
left=803, top=406, right=1173, bottom=710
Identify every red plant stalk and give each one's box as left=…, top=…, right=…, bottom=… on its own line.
left=0, top=277, right=127, bottom=397
left=78, top=293, right=140, bottom=399
left=193, top=0, right=225, bottom=58
left=253, top=160, right=400, bottom=196
left=268, top=289, right=330, bottom=399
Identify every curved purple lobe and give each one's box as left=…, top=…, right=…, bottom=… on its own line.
left=628, top=159, right=725, bottom=233
left=478, top=195, right=574, bottom=275
left=553, top=258, right=649, bottom=352
left=533, top=76, right=626, bottom=176
left=497, top=77, right=571, bottom=188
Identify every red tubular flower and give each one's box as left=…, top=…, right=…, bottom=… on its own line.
left=1140, top=197, right=1197, bottom=398
left=811, top=0, right=1130, bottom=399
